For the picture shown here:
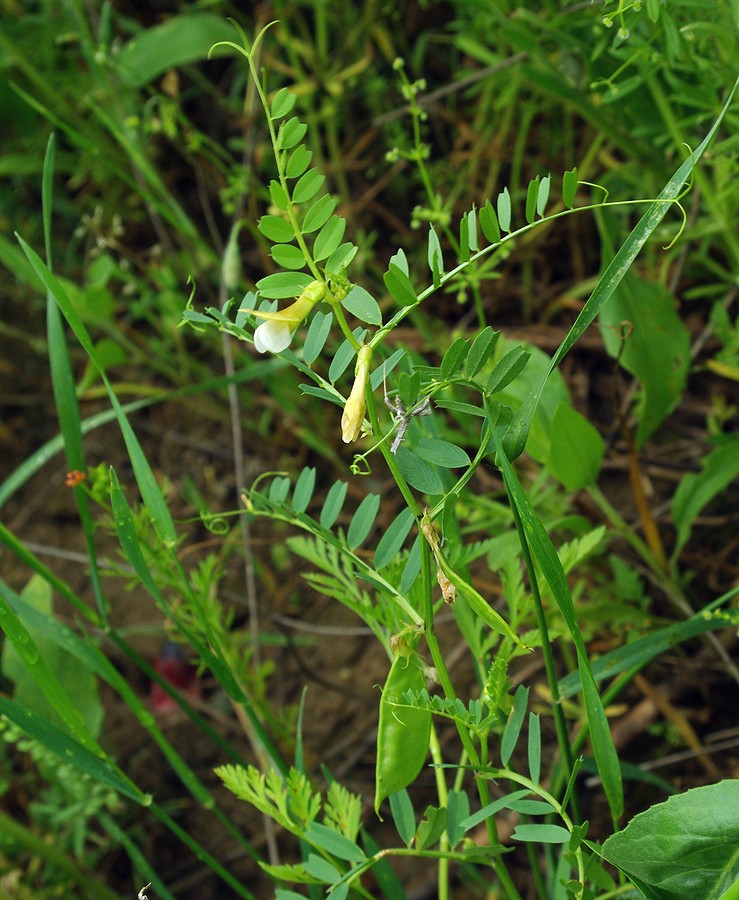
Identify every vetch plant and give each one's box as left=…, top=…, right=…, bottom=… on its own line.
left=2, top=9, right=738, bottom=899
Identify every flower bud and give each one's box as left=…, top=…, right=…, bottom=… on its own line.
left=341, top=344, right=372, bottom=443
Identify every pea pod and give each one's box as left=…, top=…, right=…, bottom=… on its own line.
left=374, top=651, right=431, bottom=814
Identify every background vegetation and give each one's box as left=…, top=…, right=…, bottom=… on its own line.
left=0, top=1, right=737, bottom=898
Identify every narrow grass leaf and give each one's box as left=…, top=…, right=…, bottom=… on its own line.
left=0, top=696, right=142, bottom=802
left=17, top=238, right=177, bottom=547
left=347, top=493, right=381, bottom=548
left=501, top=685, right=529, bottom=766
left=375, top=508, right=415, bottom=569
left=320, top=480, right=348, bottom=529
left=507, top=78, right=738, bottom=459
left=0, top=587, right=100, bottom=752
left=370, top=348, right=405, bottom=389
left=491, top=427, right=623, bottom=820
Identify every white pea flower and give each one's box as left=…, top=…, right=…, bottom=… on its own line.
left=245, top=281, right=325, bottom=354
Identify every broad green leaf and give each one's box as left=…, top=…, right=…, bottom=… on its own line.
left=258, top=214, right=295, bottom=243
left=346, top=494, right=381, bottom=548
left=292, top=169, right=325, bottom=204
left=466, top=206, right=478, bottom=252
left=374, top=508, right=415, bottom=569
left=497, top=186, right=511, bottom=232
left=389, top=789, right=416, bottom=847
left=601, top=781, right=739, bottom=899
left=375, top=655, right=431, bottom=812
left=115, top=14, right=236, bottom=87
left=671, top=436, right=739, bottom=557
left=547, top=402, right=605, bottom=490
left=304, top=823, right=366, bottom=862
left=302, top=195, right=337, bottom=233
left=440, top=336, right=469, bottom=380
left=370, top=348, right=406, bottom=390
left=270, top=244, right=307, bottom=270
left=465, top=326, right=499, bottom=378
left=414, top=438, right=470, bottom=468
left=395, top=447, right=444, bottom=495
left=313, top=216, right=346, bottom=261
left=285, top=145, right=313, bottom=179
left=1, top=576, right=102, bottom=738
left=512, top=824, right=571, bottom=844
left=341, top=285, right=382, bottom=326
left=562, top=167, right=578, bottom=209
left=384, top=263, right=417, bottom=307
left=320, top=480, right=348, bottom=529
left=277, top=117, right=308, bottom=151
left=271, top=87, right=297, bottom=119
left=303, top=854, right=341, bottom=883
left=480, top=200, right=501, bottom=244
left=501, top=685, right=529, bottom=766
left=292, top=467, right=316, bottom=513
left=256, top=271, right=313, bottom=299
left=600, top=275, right=689, bottom=447
left=388, top=247, right=409, bottom=275
left=303, top=310, right=333, bottom=364
left=0, top=584, right=101, bottom=751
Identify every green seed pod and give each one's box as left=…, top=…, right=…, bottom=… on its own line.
left=374, top=650, right=431, bottom=815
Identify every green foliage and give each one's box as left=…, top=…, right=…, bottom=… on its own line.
left=1, top=3, right=738, bottom=898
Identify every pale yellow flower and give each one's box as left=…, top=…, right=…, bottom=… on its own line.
left=341, top=344, right=372, bottom=443
left=246, top=281, right=325, bottom=353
